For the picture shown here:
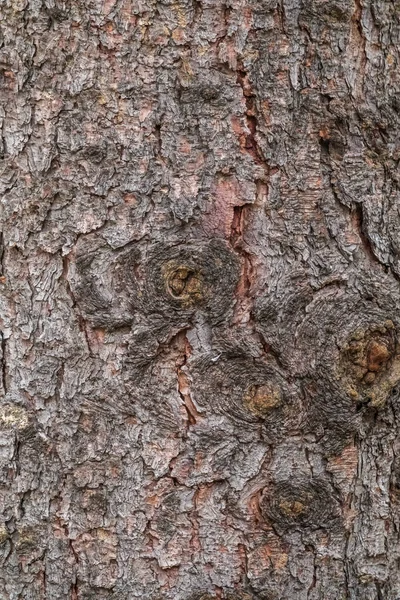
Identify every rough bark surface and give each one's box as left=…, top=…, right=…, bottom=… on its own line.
left=1, top=0, right=400, bottom=598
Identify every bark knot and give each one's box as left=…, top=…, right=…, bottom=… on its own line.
left=163, top=262, right=205, bottom=307
left=340, top=320, right=400, bottom=406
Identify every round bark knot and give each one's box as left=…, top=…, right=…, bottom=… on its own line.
left=260, top=478, right=338, bottom=530
left=278, top=498, right=307, bottom=518
left=143, top=239, right=240, bottom=324
left=340, top=320, right=400, bottom=406
left=163, top=262, right=204, bottom=306
left=243, top=382, right=282, bottom=418
left=366, top=339, right=391, bottom=374
left=189, top=350, right=299, bottom=438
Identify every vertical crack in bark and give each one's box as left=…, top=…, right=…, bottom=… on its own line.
left=13, top=436, right=22, bottom=482
left=221, top=3, right=233, bottom=45
left=154, top=122, right=162, bottom=158
left=352, top=0, right=367, bottom=92
left=55, top=360, right=65, bottom=413
left=60, top=519, right=80, bottom=598
left=0, top=233, right=6, bottom=395
left=351, top=203, right=383, bottom=267
left=233, top=65, right=271, bottom=336
left=345, top=431, right=366, bottom=594
left=375, top=581, right=384, bottom=600
left=306, top=544, right=317, bottom=600
left=304, top=447, right=314, bottom=478
left=71, top=560, right=79, bottom=599
left=343, top=525, right=352, bottom=599
left=0, top=232, right=4, bottom=277
left=189, top=486, right=202, bottom=571
left=61, top=255, right=94, bottom=356
left=238, top=543, right=249, bottom=589
left=1, top=331, right=6, bottom=395
left=236, top=67, right=268, bottom=171
left=176, top=329, right=198, bottom=429
left=191, top=0, right=203, bottom=30
left=230, top=204, right=255, bottom=326
left=41, top=553, right=47, bottom=598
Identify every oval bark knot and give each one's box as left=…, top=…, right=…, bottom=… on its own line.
left=270, top=288, right=400, bottom=450
left=144, top=239, right=240, bottom=324
left=243, top=382, right=282, bottom=418
left=189, top=351, right=300, bottom=438
left=162, top=262, right=205, bottom=306
left=70, top=236, right=240, bottom=330
left=260, top=478, right=340, bottom=530
left=340, top=320, right=400, bottom=408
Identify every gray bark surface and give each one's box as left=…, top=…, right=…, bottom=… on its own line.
left=1, top=0, right=400, bottom=598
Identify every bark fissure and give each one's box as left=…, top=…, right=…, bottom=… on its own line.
left=0, top=232, right=4, bottom=277
left=61, top=254, right=94, bottom=356
left=351, top=203, right=385, bottom=269
left=351, top=0, right=367, bottom=98
left=176, top=329, right=198, bottom=430
left=1, top=331, right=6, bottom=395
left=236, top=67, right=268, bottom=173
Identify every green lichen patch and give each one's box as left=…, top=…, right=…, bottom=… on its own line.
left=0, top=525, right=9, bottom=544
left=0, top=405, right=29, bottom=430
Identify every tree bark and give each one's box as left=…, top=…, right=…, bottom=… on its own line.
left=1, top=0, right=400, bottom=598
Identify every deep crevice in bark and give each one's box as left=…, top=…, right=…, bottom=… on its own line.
left=230, top=204, right=256, bottom=328
left=176, top=329, right=198, bottom=429
left=236, top=67, right=268, bottom=171
left=1, top=332, right=6, bottom=395
left=351, top=202, right=384, bottom=268
left=62, top=254, right=95, bottom=356
left=0, top=232, right=4, bottom=277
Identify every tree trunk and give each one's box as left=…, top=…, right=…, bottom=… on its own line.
left=1, top=0, right=400, bottom=598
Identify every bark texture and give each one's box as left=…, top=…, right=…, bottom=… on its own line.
left=1, top=0, right=400, bottom=598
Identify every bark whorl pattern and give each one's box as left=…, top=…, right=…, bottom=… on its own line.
left=294, top=287, right=400, bottom=419
left=260, top=478, right=340, bottom=532
left=256, top=280, right=400, bottom=450
left=69, top=235, right=140, bottom=329
left=188, top=350, right=301, bottom=440
left=70, top=237, right=239, bottom=332
left=2, top=0, right=400, bottom=597
left=142, top=239, right=240, bottom=325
